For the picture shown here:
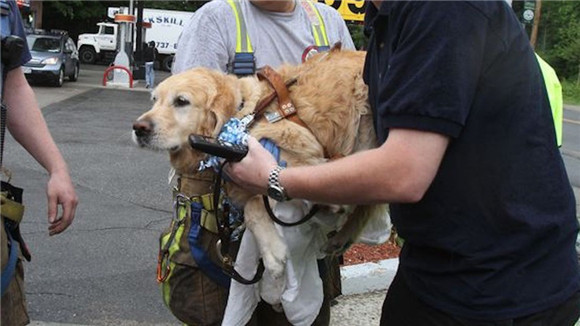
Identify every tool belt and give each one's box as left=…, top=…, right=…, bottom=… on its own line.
left=156, top=189, right=238, bottom=326
left=1, top=178, right=31, bottom=297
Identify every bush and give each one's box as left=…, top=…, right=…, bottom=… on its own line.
left=347, top=23, right=368, bottom=50
left=562, top=79, right=580, bottom=105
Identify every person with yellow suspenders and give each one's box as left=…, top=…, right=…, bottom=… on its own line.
left=169, top=1, right=357, bottom=325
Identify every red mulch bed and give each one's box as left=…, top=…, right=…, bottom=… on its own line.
left=342, top=241, right=400, bottom=266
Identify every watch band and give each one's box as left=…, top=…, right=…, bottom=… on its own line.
left=268, top=165, right=284, bottom=186
left=268, top=165, right=290, bottom=201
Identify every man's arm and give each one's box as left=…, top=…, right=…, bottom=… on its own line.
left=227, top=128, right=449, bottom=205
left=4, top=67, right=78, bottom=236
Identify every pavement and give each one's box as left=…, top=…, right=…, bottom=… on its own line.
left=8, top=69, right=580, bottom=326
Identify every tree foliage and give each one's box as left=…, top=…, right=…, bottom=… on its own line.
left=535, top=1, right=580, bottom=80
left=42, top=1, right=208, bottom=40
left=347, top=23, right=367, bottom=50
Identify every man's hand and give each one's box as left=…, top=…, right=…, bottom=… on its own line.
left=46, top=169, right=78, bottom=236
left=226, top=136, right=278, bottom=195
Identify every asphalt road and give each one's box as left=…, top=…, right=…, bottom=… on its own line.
left=5, top=64, right=580, bottom=325
left=5, top=87, right=178, bottom=325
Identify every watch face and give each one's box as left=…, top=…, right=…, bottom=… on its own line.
left=268, top=185, right=285, bottom=202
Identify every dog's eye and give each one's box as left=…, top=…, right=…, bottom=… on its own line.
left=174, top=96, right=190, bottom=107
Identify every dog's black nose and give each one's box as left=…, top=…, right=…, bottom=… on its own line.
left=133, top=120, right=153, bottom=137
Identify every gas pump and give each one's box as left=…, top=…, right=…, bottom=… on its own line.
left=106, top=8, right=135, bottom=88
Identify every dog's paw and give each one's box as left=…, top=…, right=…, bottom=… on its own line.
left=262, top=240, right=287, bottom=280
left=260, top=272, right=286, bottom=306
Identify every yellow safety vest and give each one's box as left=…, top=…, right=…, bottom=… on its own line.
left=536, top=54, right=563, bottom=147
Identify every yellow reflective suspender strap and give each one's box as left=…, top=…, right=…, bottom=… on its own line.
left=226, top=0, right=256, bottom=75
left=301, top=0, right=330, bottom=48
left=226, top=0, right=253, bottom=53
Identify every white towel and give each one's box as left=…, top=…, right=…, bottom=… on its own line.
left=222, top=200, right=345, bottom=326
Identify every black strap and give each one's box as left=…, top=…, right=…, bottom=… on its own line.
left=262, top=195, right=319, bottom=227
left=213, top=162, right=264, bottom=285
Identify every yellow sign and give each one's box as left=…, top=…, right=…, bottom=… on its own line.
left=319, top=0, right=367, bottom=22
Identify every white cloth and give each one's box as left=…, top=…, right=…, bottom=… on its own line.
left=357, top=207, right=392, bottom=245
left=222, top=200, right=345, bottom=326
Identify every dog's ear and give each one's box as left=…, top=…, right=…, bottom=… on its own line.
left=330, top=42, right=342, bottom=52
left=203, top=75, right=240, bottom=137
left=198, top=109, right=223, bottom=138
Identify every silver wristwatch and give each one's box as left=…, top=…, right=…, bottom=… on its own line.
left=267, top=165, right=290, bottom=202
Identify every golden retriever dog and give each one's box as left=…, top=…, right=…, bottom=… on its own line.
left=132, top=48, right=387, bottom=280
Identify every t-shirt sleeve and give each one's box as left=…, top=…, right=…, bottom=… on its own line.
left=172, top=2, right=231, bottom=74
left=377, top=2, right=488, bottom=138
left=7, top=0, right=31, bottom=70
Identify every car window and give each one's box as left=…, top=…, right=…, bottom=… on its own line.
left=27, top=36, right=61, bottom=53
left=104, top=26, right=115, bottom=35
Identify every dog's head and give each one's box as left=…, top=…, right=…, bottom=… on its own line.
left=132, top=68, right=242, bottom=172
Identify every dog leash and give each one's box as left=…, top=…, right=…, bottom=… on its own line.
left=213, top=161, right=264, bottom=285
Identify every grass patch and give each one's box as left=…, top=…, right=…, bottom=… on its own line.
left=562, top=79, right=580, bottom=105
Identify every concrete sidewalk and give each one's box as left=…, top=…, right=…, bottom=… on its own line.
left=30, top=290, right=387, bottom=326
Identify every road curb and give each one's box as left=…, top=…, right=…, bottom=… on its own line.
left=340, top=258, right=399, bottom=295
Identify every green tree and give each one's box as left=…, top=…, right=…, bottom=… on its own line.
left=347, top=23, right=368, bottom=50
left=42, top=1, right=207, bottom=41
left=536, top=1, right=580, bottom=80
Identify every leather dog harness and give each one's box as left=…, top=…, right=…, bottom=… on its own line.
left=251, top=65, right=342, bottom=160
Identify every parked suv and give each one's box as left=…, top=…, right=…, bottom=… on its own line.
left=23, top=30, right=80, bottom=87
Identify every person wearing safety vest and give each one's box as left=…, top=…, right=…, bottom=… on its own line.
left=1, top=0, right=78, bottom=325
left=536, top=54, right=563, bottom=147
left=171, top=1, right=360, bottom=325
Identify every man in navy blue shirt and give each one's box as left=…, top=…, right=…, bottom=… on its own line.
left=226, top=1, right=580, bottom=324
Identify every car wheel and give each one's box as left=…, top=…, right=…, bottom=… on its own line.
left=162, top=55, right=173, bottom=72
left=69, top=64, right=79, bottom=81
left=79, top=47, right=97, bottom=64
left=53, top=68, right=64, bottom=87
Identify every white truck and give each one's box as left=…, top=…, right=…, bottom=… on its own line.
left=77, top=7, right=194, bottom=71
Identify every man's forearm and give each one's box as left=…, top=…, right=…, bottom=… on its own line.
left=228, top=129, right=449, bottom=205
left=280, top=129, right=449, bottom=205
left=4, top=68, right=69, bottom=175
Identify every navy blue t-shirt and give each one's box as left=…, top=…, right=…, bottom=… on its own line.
left=1, top=0, right=31, bottom=72
left=364, top=1, right=580, bottom=320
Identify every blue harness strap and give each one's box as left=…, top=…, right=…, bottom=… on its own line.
left=1, top=224, right=18, bottom=297
left=187, top=202, right=231, bottom=288
left=259, top=138, right=286, bottom=167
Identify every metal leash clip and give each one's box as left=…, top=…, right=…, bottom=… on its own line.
left=239, top=113, right=255, bottom=128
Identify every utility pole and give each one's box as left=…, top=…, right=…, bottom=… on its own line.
left=134, top=0, right=145, bottom=80
left=529, top=0, right=542, bottom=49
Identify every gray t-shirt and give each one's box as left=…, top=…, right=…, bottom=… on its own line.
left=172, top=0, right=355, bottom=74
